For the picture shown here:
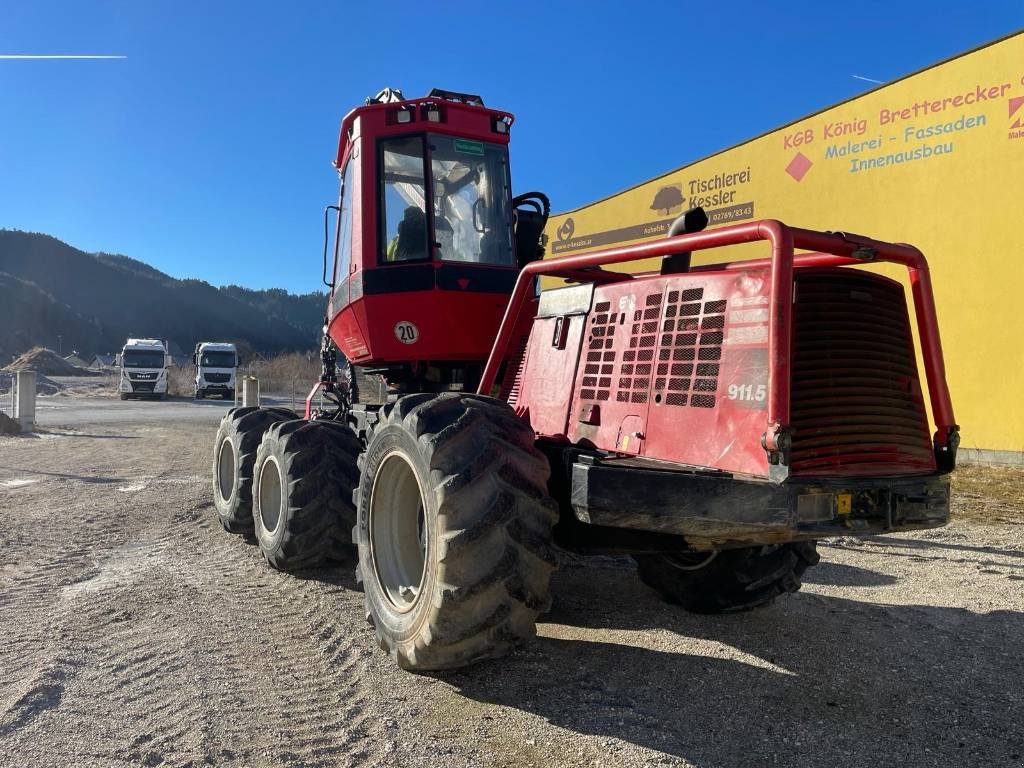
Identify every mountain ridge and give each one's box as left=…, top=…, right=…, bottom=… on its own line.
left=0, top=228, right=327, bottom=362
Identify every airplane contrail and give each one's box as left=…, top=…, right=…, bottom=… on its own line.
left=0, top=54, right=126, bottom=59
left=851, top=74, right=883, bottom=84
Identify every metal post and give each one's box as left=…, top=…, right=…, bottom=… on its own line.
left=242, top=376, right=260, bottom=408
left=14, top=370, right=36, bottom=433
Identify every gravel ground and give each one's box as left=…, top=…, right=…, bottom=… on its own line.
left=0, top=401, right=1022, bottom=768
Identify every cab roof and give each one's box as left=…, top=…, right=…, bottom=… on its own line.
left=334, top=88, right=513, bottom=169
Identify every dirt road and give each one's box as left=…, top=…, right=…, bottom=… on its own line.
left=1, top=400, right=1022, bottom=767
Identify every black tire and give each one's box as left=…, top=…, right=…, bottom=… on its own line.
left=252, top=419, right=361, bottom=570
left=212, top=406, right=296, bottom=533
left=355, top=393, right=558, bottom=671
left=119, top=393, right=128, bottom=401
left=634, top=542, right=820, bottom=614
left=224, top=389, right=234, bottom=401
left=196, top=389, right=204, bottom=400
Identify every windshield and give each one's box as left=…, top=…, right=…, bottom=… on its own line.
left=200, top=351, right=236, bottom=368
left=430, top=135, right=513, bottom=264
left=123, top=350, right=165, bottom=368
left=379, top=134, right=513, bottom=265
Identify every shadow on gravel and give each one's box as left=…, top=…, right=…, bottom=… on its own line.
left=0, top=465, right=125, bottom=484
left=447, top=563, right=1024, bottom=766
left=290, top=560, right=361, bottom=590
left=861, top=535, right=1024, bottom=561
left=800, top=561, right=898, bottom=587
left=37, top=431, right=140, bottom=440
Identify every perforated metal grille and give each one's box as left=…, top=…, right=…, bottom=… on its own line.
left=581, top=301, right=616, bottom=402
left=654, top=288, right=725, bottom=408
left=617, top=293, right=663, bottom=403
left=501, top=333, right=530, bottom=405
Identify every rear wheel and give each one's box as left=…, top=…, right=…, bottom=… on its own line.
left=252, top=419, right=361, bottom=569
left=634, top=542, right=819, bottom=613
left=356, top=393, right=558, bottom=671
left=212, top=407, right=296, bottom=533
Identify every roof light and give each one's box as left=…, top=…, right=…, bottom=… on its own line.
left=492, top=116, right=510, bottom=134
left=426, top=106, right=441, bottom=122
left=396, top=108, right=413, bottom=124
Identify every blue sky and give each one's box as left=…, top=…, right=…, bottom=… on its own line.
left=2, top=1, right=1021, bottom=294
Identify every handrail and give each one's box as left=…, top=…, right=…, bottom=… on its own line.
left=478, top=219, right=958, bottom=464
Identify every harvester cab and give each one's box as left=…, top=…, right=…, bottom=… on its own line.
left=322, top=87, right=548, bottom=397
left=213, top=87, right=959, bottom=673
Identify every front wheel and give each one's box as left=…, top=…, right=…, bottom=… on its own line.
left=634, top=543, right=819, bottom=614
left=355, top=393, right=558, bottom=671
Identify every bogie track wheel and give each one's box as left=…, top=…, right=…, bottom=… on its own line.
left=253, top=419, right=361, bottom=569
left=212, top=406, right=296, bottom=533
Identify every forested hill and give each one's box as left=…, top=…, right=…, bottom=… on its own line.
left=0, top=229, right=326, bottom=362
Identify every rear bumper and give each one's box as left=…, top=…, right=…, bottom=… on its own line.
left=570, top=456, right=950, bottom=550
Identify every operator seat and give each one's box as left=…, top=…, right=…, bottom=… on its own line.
left=394, top=206, right=427, bottom=260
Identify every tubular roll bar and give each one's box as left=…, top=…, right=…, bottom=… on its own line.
left=478, top=219, right=958, bottom=459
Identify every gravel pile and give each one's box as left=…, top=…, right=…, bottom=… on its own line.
left=3, top=347, right=99, bottom=376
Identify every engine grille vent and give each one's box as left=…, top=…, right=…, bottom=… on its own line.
left=502, top=333, right=530, bottom=405
left=789, top=271, right=934, bottom=476
left=581, top=301, right=616, bottom=402
left=653, top=288, right=725, bottom=408
left=617, top=294, right=663, bottom=404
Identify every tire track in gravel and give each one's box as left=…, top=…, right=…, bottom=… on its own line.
left=1, top=423, right=388, bottom=767
left=68, top=486, right=386, bottom=767
left=0, top=468, right=134, bottom=737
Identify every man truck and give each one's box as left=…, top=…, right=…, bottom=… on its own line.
left=194, top=342, right=238, bottom=401
left=118, top=338, right=168, bottom=401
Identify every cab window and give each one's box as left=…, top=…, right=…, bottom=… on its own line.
left=380, top=136, right=429, bottom=262
left=333, top=155, right=356, bottom=283
left=429, top=135, right=513, bottom=265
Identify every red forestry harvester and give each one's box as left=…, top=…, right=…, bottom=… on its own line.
left=212, top=88, right=959, bottom=671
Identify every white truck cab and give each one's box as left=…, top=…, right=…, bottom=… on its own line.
left=194, top=342, right=238, bottom=401
left=118, top=338, right=169, bottom=400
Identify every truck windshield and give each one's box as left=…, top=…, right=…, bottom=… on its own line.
left=123, top=351, right=164, bottom=368
left=200, top=352, right=236, bottom=368
left=379, top=133, right=513, bottom=265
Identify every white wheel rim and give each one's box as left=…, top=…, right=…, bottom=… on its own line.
left=217, top=438, right=236, bottom=504
left=257, top=455, right=284, bottom=534
left=370, top=450, right=427, bottom=613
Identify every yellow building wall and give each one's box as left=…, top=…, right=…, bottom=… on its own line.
left=544, top=32, right=1024, bottom=453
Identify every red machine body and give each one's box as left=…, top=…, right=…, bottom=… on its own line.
left=483, top=221, right=957, bottom=482
left=316, top=91, right=957, bottom=485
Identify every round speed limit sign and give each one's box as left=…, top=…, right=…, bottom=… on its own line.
left=394, top=321, right=419, bottom=345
